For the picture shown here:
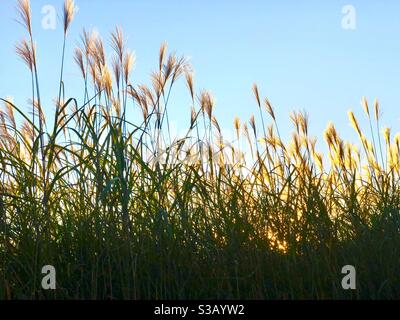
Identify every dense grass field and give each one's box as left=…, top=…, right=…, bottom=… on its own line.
left=1, top=0, right=400, bottom=299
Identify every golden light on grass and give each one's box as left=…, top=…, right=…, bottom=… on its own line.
left=1, top=2, right=400, bottom=300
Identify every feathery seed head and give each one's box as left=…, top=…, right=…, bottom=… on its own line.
left=252, top=83, right=261, bottom=108
left=110, top=26, right=124, bottom=63
left=101, top=65, right=113, bottom=98
left=374, top=98, right=380, bottom=121
left=15, top=39, right=34, bottom=71
left=63, top=0, right=77, bottom=35
left=190, top=107, right=197, bottom=129
left=361, top=96, right=370, bottom=117
left=348, top=110, right=362, bottom=137
left=21, top=120, right=34, bottom=142
left=2, top=97, right=16, bottom=129
left=123, top=50, right=136, bottom=83
left=199, top=91, right=214, bottom=120
left=383, top=127, right=391, bottom=145
left=249, top=115, right=256, bottom=136
left=233, top=116, right=241, bottom=139
left=74, top=47, right=86, bottom=79
left=212, top=116, right=221, bottom=133
left=81, top=28, right=98, bottom=57
left=16, top=0, right=32, bottom=36
left=112, top=56, right=121, bottom=89
left=185, top=71, right=194, bottom=101
left=264, top=98, right=275, bottom=120
left=159, top=42, right=168, bottom=71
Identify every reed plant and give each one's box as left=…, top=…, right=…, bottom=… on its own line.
left=1, top=0, right=400, bottom=299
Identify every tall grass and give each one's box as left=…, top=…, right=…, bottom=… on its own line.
left=1, top=0, right=400, bottom=299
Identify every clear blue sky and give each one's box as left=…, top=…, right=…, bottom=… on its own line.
left=1, top=0, right=400, bottom=145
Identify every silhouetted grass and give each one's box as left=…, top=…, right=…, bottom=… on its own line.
left=1, top=0, right=400, bottom=299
